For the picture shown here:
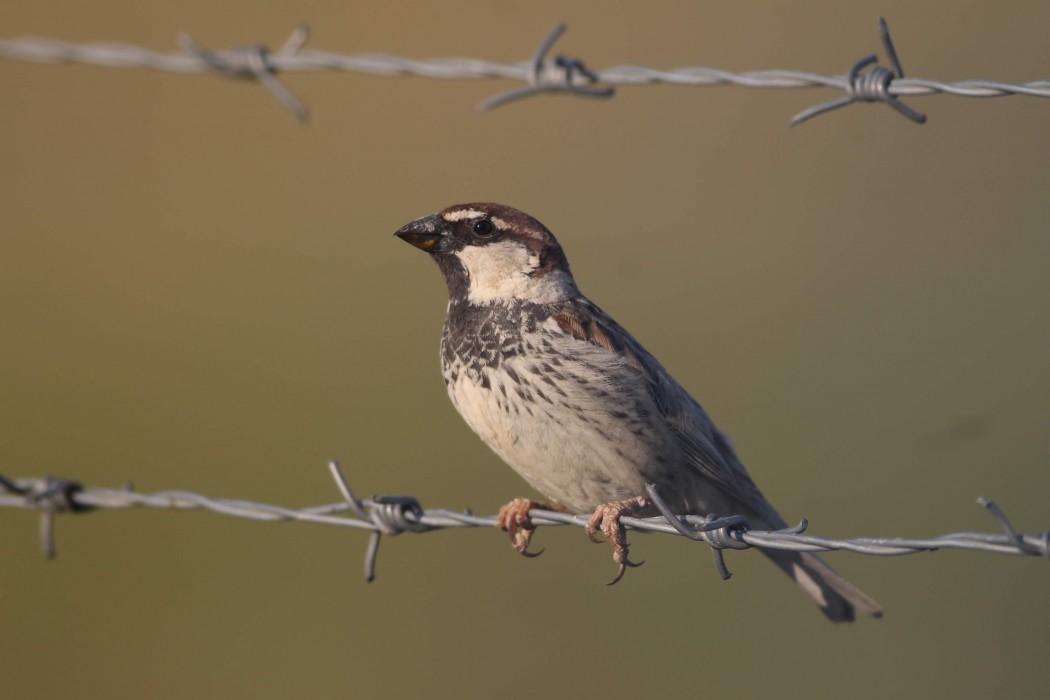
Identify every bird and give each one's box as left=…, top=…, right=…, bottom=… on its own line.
left=395, top=202, right=882, bottom=622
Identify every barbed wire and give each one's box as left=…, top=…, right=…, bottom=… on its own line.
left=1, top=464, right=1046, bottom=584
left=2, top=19, right=1049, bottom=124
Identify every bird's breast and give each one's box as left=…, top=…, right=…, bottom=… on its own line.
left=440, top=320, right=677, bottom=511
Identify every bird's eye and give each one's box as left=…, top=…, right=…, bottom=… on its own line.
left=472, top=219, right=496, bottom=237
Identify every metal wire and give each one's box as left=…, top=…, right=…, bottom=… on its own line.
left=1, top=19, right=1048, bottom=123
left=1, top=465, right=1046, bottom=583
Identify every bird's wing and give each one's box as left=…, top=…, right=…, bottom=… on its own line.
left=550, top=300, right=767, bottom=508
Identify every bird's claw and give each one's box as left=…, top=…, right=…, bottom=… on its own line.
left=606, top=556, right=645, bottom=586
left=497, top=497, right=549, bottom=558
left=586, top=497, right=648, bottom=585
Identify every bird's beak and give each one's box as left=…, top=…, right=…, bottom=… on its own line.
left=394, top=213, right=445, bottom=253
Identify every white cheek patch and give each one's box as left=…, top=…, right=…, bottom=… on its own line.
left=442, top=209, right=485, bottom=222
left=456, top=240, right=576, bottom=305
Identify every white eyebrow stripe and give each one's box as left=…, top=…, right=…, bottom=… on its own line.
left=490, top=217, right=510, bottom=231
left=442, top=209, right=486, bottom=222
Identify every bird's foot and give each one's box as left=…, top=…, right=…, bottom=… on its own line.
left=496, top=497, right=550, bottom=558
left=585, top=496, right=648, bottom=585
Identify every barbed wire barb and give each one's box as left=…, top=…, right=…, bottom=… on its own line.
left=978, top=496, right=1050, bottom=558
left=646, top=483, right=753, bottom=579
left=0, top=474, right=92, bottom=558
left=478, top=22, right=615, bottom=111
left=2, top=468, right=1047, bottom=585
left=177, top=25, right=310, bottom=122
left=790, top=17, right=926, bottom=127
left=3, top=18, right=1049, bottom=124
left=326, top=459, right=433, bottom=581
left=327, top=460, right=380, bottom=581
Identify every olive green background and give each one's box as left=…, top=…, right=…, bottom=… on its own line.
left=2, top=1, right=1048, bottom=698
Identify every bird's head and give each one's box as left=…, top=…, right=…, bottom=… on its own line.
left=395, top=202, right=578, bottom=305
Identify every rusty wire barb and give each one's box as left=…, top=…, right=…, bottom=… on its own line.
left=1, top=465, right=1047, bottom=584
left=1, top=19, right=1049, bottom=123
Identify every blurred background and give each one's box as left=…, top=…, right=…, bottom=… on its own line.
left=2, top=1, right=1048, bottom=698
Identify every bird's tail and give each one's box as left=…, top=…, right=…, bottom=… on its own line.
left=742, top=505, right=882, bottom=622
left=761, top=547, right=883, bottom=622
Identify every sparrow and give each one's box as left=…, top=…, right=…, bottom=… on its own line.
left=395, top=202, right=882, bottom=622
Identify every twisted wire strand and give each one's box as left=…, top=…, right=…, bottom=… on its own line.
left=3, top=37, right=1048, bottom=95
left=1, top=466, right=1046, bottom=583
left=1, top=18, right=1048, bottom=124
